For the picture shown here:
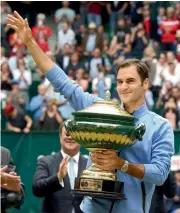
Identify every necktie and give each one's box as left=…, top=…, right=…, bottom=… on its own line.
left=68, top=157, right=76, bottom=189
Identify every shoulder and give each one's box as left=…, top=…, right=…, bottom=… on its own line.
left=80, top=154, right=88, bottom=163
left=38, top=152, right=60, bottom=164
left=1, top=146, right=10, bottom=156
left=146, top=111, right=173, bottom=136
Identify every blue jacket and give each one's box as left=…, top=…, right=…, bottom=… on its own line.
left=45, top=64, right=174, bottom=213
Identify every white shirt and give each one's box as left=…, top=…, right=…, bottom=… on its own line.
left=57, top=28, right=75, bottom=49
left=59, top=150, right=80, bottom=187
left=152, top=63, right=168, bottom=87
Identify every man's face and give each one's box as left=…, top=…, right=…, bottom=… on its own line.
left=60, top=127, right=80, bottom=154
left=116, top=66, right=148, bottom=105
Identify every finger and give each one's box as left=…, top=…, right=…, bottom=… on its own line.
left=9, top=172, right=17, bottom=176
left=7, top=24, right=18, bottom=31
left=94, top=163, right=111, bottom=171
left=1, top=165, right=8, bottom=172
left=14, top=11, right=24, bottom=23
left=25, top=18, right=30, bottom=28
left=7, top=15, right=22, bottom=26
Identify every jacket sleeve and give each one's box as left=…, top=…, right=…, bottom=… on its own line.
left=32, top=158, right=63, bottom=197
left=45, top=64, right=102, bottom=111
left=7, top=149, right=16, bottom=172
left=163, top=171, right=176, bottom=198
left=142, top=121, right=174, bottom=186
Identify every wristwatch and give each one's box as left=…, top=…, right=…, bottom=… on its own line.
left=120, top=160, right=129, bottom=173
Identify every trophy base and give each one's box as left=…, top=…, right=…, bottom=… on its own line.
left=73, top=178, right=126, bottom=200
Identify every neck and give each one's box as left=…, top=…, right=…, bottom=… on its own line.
left=62, top=149, right=78, bottom=157
left=124, top=98, right=145, bottom=113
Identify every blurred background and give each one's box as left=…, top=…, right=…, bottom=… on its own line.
left=1, top=1, right=180, bottom=213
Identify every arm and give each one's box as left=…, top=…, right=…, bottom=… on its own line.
left=163, top=172, right=176, bottom=198
left=7, top=11, right=102, bottom=111
left=91, top=121, right=174, bottom=185
left=7, top=122, right=21, bottom=133
left=119, top=2, right=128, bottom=13
left=32, top=157, right=67, bottom=197
left=24, top=115, right=32, bottom=128
left=29, top=97, right=42, bottom=112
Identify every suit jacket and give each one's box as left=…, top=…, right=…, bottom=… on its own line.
left=1, top=146, right=25, bottom=213
left=149, top=171, right=176, bottom=213
left=32, top=152, right=88, bottom=213
left=1, top=146, right=15, bottom=172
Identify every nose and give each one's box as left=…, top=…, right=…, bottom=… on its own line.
left=120, top=82, right=128, bottom=90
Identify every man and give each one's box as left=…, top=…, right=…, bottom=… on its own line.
left=29, top=84, right=51, bottom=129
left=1, top=146, right=25, bottom=212
left=3, top=102, right=32, bottom=133
left=149, top=171, right=176, bottom=213
left=32, top=123, right=87, bottom=213
left=7, top=12, right=174, bottom=213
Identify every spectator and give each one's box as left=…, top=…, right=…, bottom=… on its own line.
left=1, top=62, right=13, bottom=92
left=32, top=123, right=87, bottom=213
left=163, top=106, right=178, bottom=129
left=57, top=22, right=75, bottom=51
left=85, top=48, right=111, bottom=79
left=81, top=22, right=103, bottom=56
left=29, top=84, right=51, bottom=129
left=72, top=14, right=82, bottom=34
left=87, top=2, right=105, bottom=26
left=35, top=30, right=50, bottom=52
left=55, top=43, right=72, bottom=71
left=161, top=62, right=180, bottom=86
left=159, top=7, right=179, bottom=51
left=74, top=68, right=89, bottom=92
left=0, top=46, right=8, bottom=65
left=131, top=23, right=149, bottom=58
left=66, top=52, right=85, bottom=77
left=55, top=1, right=76, bottom=31
left=156, top=7, right=166, bottom=39
left=75, top=24, right=87, bottom=47
left=92, top=71, right=111, bottom=99
left=6, top=79, right=29, bottom=113
left=11, top=58, right=32, bottom=90
left=40, top=99, right=63, bottom=131
left=174, top=30, right=180, bottom=62
left=32, top=13, right=52, bottom=39
left=8, top=47, right=28, bottom=71
left=149, top=171, right=176, bottom=213
left=151, top=53, right=168, bottom=98
left=106, top=1, right=129, bottom=34
left=1, top=146, right=25, bottom=213
left=3, top=102, right=32, bottom=133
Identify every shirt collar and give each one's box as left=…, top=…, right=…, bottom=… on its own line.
left=120, top=102, right=149, bottom=119
left=61, top=150, right=80, bottom=164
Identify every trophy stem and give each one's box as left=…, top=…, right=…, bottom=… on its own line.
left=81, top=163, right=117, bottom=181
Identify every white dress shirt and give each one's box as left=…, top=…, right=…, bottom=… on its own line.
left=59, top=150, right=80, bottom=187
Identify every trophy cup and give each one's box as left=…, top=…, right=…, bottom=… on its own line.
left=64, top=91, right=146, bottom=200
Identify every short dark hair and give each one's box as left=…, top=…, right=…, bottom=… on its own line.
left=59, top=122, right=64, bottom=135
left=116, top=59, right=149, bottom=83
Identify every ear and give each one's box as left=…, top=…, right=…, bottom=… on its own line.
left=142, top=78, right=149, bottom=90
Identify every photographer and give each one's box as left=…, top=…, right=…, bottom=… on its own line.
left=1, top=146, right=25, bottom=213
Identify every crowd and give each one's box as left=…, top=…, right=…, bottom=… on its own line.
left=1, top=1, right=180, bottom=132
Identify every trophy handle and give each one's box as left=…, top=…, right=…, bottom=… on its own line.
left=134, top=123, right=146, bottom=141
left=64, top=119, right=72, bottom=136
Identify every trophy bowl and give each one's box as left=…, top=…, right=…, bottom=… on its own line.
left=64, top=91, right=146, bottom=200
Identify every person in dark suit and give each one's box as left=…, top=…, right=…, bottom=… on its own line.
left=32, top=122, right=88, bottom=213
left=149, top=171, right=176, bottom=213
left=1, top=146, right=25, bottom=213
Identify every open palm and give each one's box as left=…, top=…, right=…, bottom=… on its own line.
left=7, top=11, right=33, bottom=45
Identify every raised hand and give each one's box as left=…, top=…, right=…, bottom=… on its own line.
left=7, top=11, right=33, bottom=45
left=57, top=156, right=68, bottom=181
